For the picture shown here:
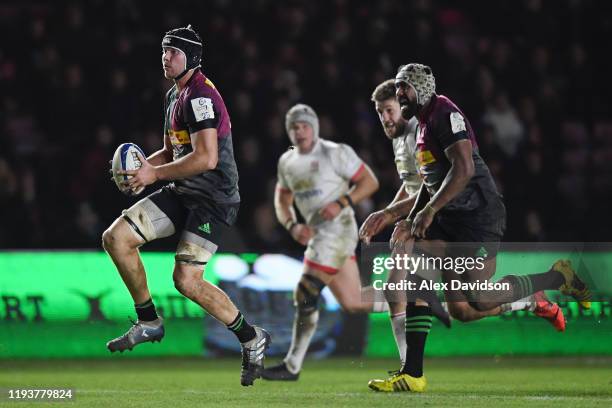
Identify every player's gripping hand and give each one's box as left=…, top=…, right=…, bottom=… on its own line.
left=390, top=219, right=414, bottom=251
left=359, top=209, right=394, bottom=244
left=118, top=152, right=158, bottom=191
left=318, top=202, right=342, bottom=221
left=411, top=204, right=436, bottom=239
left=290, top=224, right=314, bottom=246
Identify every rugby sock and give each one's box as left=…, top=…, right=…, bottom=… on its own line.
left=499, top=295, right=536, bottom=313
left=502, top=271, right=564, bottom=301
left=402, top=305, right=432, bottom=378
left=528, top=270, right=565, bottom=291
left=284, top=310, right=319, bottom=374
left=390, top=312, right=407, bottom=367
left=135, top=298, right=158, bottom=321
left=227, top=311, right=257, bottom=343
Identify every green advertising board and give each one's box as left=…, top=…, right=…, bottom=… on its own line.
left=0, top=251, right=610, bottom=358
left=366, top=250, right=612, bottom=357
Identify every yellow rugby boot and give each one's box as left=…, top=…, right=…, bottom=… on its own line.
left=368, top=371, right=427, bottom=393
left=552, top=260, right=592, bottom=309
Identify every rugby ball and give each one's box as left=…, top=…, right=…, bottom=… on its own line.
left=112, top=143, right=146, bottom=196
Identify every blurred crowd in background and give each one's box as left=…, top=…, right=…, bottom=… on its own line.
left=0, top=0, right=610, bottom=251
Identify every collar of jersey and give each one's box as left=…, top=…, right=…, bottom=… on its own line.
left=417, top=93, right=437, bottom=124
left=297, top=138, right=321, bottom=156
left=180, top=68, right=201, bottom=91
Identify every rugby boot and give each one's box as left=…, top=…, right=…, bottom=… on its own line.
left=532, top=291, right=566, bottom=332
left=106, top=317, right=164, bottom=353
left=368, top=371, right=427, bottom=393
left=240, top=326, right=271, bottom=386
left=261, top=361, right=300, bottom=381
left=552, top=260, right=592, bottom=309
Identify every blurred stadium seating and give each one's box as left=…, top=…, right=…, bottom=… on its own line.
left=0, top=0, right=610, bottom=250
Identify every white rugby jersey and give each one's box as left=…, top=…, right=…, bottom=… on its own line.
left=392, top=117, right=421, bottom=195
left=277, top=139, right=365, bottom=226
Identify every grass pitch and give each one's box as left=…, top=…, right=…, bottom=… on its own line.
left=1, top=357, right=611, bottom=407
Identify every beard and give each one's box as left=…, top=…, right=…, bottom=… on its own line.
left=385, top=120, right=407, bottom=139
left=400, top=102, right=418, bottom=120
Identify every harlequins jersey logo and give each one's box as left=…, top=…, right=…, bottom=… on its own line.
left=198, top=223, right=211, bottom=234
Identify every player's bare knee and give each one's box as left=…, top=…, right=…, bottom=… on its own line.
left=102, top=218, right=142, bottom=253
left=173, top=275, right=192, bottom=297
left=102, top=225, right=124, bottom=252
left=173, top=273, right=187, bottom=295
left=173, top=241, right=210, bottom=298
left=101, top=228, right=114, bottom=251
left=448, top=303, right=472, bottom=322
left=339, top=300, right=363, bottom=314
left=173, top=267, right=199, bottom=298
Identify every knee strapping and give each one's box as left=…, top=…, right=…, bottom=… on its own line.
left=122, top=214, right=148, bottom=243
left=295, top=274, right=326, bottom=314
left=175, top=241, right=212, bottom=267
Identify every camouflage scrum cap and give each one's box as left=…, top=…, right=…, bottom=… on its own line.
left=395, top=63, right=436, bottom=106
left=285, top=103, right=319, bottom=140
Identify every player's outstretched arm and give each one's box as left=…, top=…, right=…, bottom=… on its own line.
left=390, top=183, right=409, bottom=207
left=383, top=186, right=419, bottom=221
left=359, top=183, right=419, bottom=243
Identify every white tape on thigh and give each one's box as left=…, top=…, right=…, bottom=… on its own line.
left=175, top=240, right=213, bottom=264
left=122, top=197, right=175, bottom=242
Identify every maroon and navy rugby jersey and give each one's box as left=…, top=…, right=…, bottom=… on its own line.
left=163, top=69, right=240, bottom=206
left=415, top=94, right=500, bottom=212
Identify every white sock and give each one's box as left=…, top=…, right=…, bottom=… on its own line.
left=390, top=312, right=407, bottom=367
left=499, top=295, right=536, bottom=313
left=284, top=310, right=319, bottom=374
